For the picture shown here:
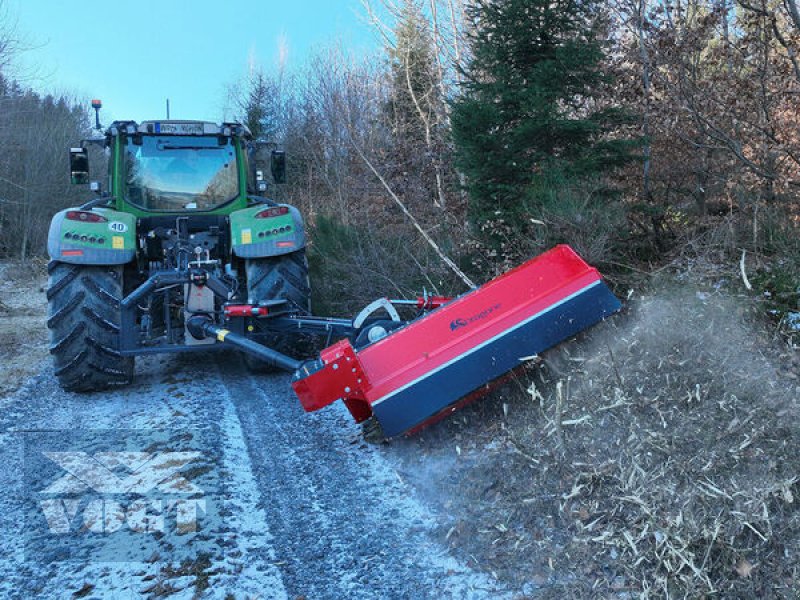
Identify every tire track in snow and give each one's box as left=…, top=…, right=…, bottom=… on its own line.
left=215, top=378, right=287, bottom=598
left=218, top=355, right=507, bottom=600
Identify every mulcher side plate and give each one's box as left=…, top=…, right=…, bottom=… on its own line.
left=292, top=245, right=622, bottom=437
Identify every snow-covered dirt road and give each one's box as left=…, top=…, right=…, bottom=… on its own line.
left=0, top=352, right=507, bottom=599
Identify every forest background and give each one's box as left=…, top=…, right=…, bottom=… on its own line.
left=2, top=0, right=800, bottom=319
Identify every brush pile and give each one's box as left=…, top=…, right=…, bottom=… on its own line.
left=395, top=286, right=800, bottom=598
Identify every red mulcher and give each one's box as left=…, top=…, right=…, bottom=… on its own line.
left=291, top=245, right=621, bottom=437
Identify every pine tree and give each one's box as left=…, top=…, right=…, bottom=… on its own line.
left=451, top=0, right=637, bottom=220
left=235, top=70, right=282, bottom=142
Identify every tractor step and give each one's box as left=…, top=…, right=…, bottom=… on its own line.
left=292, top=245, right=622, bottom=438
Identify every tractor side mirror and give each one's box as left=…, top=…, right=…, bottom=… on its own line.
left=69, top=147, right=89, bottom=184
left=271, top=150, right=286, bottom=185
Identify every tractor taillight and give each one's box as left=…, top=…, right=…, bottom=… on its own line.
left=255, top=206, right=289, bottom=219
left=66, top=210, right=107, bottom=223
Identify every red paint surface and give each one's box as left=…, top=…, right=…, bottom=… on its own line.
left=224, top=304, right=266, bottom=318
left=293, top=245, right=604, bottom=422
left=415, top=295, right=451, bottom=310
left=357, top=245, right=600, bottom=401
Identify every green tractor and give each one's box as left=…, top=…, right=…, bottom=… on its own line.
left=47, top=107, right=310, bottom=392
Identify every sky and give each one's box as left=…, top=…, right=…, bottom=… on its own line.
left=8, top=0, right=381, bottom=124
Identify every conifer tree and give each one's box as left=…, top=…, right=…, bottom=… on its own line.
left=451, top=0, right=637, bottom=219
left=388, top=0, right=441, bottom=146
left=239, top=71, right=279, bottom=141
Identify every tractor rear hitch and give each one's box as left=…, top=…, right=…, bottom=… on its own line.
left=121, top=269, right=232, bottom=311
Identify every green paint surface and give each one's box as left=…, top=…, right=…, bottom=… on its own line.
left=230, top=205, right=294, bottom=246
left=57, top=208, right=136, bottom=251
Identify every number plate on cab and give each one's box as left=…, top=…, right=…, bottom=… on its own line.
left=154, top=122, right=205, bottom=135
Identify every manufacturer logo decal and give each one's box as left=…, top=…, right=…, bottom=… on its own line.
left=109, top=221, right=128, bottom=233
left=450, top=304, right=501, bottom=331
left=450, top=318, right=468, bottom=330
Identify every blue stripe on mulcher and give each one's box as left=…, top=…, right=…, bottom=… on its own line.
left=372, top=282, right=621, bottom=437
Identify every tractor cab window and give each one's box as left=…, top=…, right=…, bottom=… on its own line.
left=123, top=135, right=239, bottom=211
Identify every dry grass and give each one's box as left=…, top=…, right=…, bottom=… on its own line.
left=391, top=275, right=800, bottom=598
left=0, top=258, right=49, bottom=397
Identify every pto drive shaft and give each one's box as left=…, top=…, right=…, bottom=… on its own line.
left=185, top=315, right=302, bottom=372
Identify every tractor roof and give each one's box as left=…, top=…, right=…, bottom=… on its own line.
left=106, top=120, right=252, bottom=139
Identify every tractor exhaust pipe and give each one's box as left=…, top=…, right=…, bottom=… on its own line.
left=186, top=315, right=302, bottom=372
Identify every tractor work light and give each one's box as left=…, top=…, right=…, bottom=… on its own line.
left=66, top=210, right=107, bottom=223
left=255, top=207, right=289, bottom=219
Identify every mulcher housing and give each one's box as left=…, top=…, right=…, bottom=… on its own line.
left=292, top=245, right=621, bottom=437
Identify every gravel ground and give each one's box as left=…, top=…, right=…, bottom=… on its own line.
left=0, top=348, right=508, bottom=599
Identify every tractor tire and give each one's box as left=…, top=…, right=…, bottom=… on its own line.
left=244, top=250, right=311, bottom=372
left=46, top=262, right=134, bottom=392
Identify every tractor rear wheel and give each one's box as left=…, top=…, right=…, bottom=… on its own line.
left=47, top=262, right=134, bottom=392
left=244, top=250, right=311, bottom=371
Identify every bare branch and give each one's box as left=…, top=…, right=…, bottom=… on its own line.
left=350, top=137, right=476, bottom=290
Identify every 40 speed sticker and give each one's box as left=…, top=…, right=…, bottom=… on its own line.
left=109, top=221, right=128, bottom=233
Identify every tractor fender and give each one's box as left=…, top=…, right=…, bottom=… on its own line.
left=47, top=207, right=136, bottom=265
left=230, top=203, right=306, bottom=259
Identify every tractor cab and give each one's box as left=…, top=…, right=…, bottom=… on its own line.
left=69, top=119, right=286, bottom=217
